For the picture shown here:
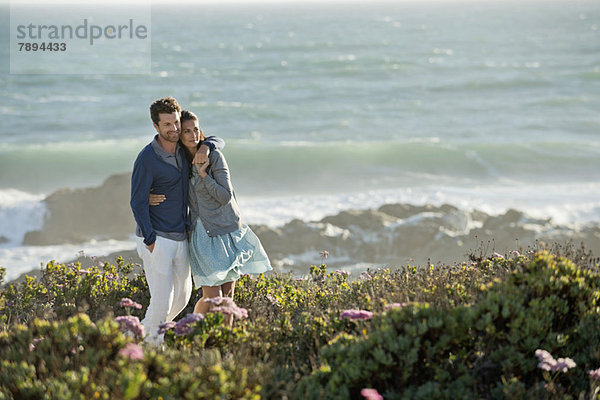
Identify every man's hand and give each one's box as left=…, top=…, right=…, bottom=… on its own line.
left=149, top=193, right=166, bottom=206
left=147, top=242, right=155, bottom=253
left=193, top=144, right=210, bottom=165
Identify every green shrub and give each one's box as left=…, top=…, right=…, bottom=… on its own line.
left=2, top=249, right=599, bottom=398
left=295, top=252, right=600, bottom=399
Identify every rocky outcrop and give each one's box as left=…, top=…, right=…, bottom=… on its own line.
left=23, top=173, right=135, bottom=245
left=19, top=172, right=600, bottom=273
left=252, top=205, right=600, bottom=271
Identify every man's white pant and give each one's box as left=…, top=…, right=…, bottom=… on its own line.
left=136, top=236, right=192, bottom=345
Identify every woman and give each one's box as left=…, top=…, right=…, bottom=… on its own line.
left=152, top=110, right=272, bottom=320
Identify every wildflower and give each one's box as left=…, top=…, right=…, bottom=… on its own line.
left=492, top=252, right=504, bottom=259
left=120, top=298, right=142, bottom=309
left=158, top=321, right=177, bottom=335
left=29, top=337, right=45, bottom=352
left=589, top=368, right=600, bottom=380
left=535, top=349, right=576, bottom=373
left=105, top=273, right=116, bottom=281
left=511, top=250, right=521, bottom=257
left=205, top=297, right=249, bottom=320
left=361, top=388, right=383, bottom=400
left=266, top=294, right=278, bottom=306
left=384, top=303, right=407, bottom=311
left=78, top=269, right=90, bottom=275
left=77, top=250, right=86, bottom=258
left=212, top=304, right=248, bottom=319
left=204, top=296, right=234, bottom=306
left=340, top=309, right=373, bottom=321
left=119, top=343, right=144, bottom=360
left=115, top=315, right=144, bottom=339
left=359, top=271, right=371, bottom=280
left=554, top=357, right=577, bottom=373
left=334, top=270, right=349, bottom=277
left=536, top=349, right=555, bottom=371
left=320, top=250, right=329, bottom=260
left=295, top=278, right=304, bottom=281
left=174, top=313, right=204, bottom=336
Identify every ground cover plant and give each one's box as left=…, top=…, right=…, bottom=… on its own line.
left=1, top=243, right=599, bottom=399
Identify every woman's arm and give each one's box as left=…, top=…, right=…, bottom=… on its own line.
left=196, top=151, right=234, bottom=205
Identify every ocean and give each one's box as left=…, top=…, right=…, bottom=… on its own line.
left=1, top=0, right=599, bottom=280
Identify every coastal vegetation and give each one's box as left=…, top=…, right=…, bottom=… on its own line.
left=1, top=244, right=599, bottom=399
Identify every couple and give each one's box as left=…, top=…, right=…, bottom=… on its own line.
left=130, top=96, right=271, bottom=345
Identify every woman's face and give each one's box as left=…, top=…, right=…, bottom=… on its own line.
left=180, top=119, right=201, bottom=150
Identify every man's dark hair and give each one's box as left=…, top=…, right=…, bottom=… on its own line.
left=150, top=96, right=181, bottom=125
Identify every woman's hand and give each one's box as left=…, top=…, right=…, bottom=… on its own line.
left=195, top=161, right=210, bottom=178
left=149, top=193, right=166, bottom=206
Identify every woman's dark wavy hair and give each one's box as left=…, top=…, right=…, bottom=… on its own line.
left=180, top=110, right=207, bottom=170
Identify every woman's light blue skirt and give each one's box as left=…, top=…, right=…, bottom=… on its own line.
left=189, top=220, right=272, bottom=287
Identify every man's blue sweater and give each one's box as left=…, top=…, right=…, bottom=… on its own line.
left=130, top=143, right=189, bottom=246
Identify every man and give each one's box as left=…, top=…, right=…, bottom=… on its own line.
left=130, top=96, right=223, bottom=345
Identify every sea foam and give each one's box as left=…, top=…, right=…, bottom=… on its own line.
left=0, top=190, right=46, bottom=245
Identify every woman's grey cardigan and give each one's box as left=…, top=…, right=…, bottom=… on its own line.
left=188, top=149, right=242, bottom=237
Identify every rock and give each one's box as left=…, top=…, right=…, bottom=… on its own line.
left=321, top=209, right=397, bottom=230
left=378, top=203, right=438, bottom=219
left=482, top=209, right=524, bottom=231
left=0, top=236, right=8, bottom=245
left=23, top=173, right=135, bottom=245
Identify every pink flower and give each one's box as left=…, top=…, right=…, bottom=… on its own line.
left=120, top=298, right=142, bottom=309
left=320, top=250, right=329, bottom=259
left=384, top=303, right=408, bottom=311
left=334, top=270, right=349, bottom=277
left=205, top=297, right=249, bottom=320
left=212, top=305, right=249, bottom=320
left=204, top=297, right=233, bottom=306
left=119, top=343, right=144, bottom=360
left=115, top=315, right=144, bottom=339
left=359, top=271, right=371, bottom=280
left=361, top=388, right=383, bottom=400
left=340, top=309, right=373, bottom=321
left=492, top=252, right=504, bottom=259
left=554, top=357, right=576, bottom=373
left=535, top=349, right=576, bottom=373
left=157, top=321, right=177, bottom=335
left=78, top=269, right=90, bottom=275
left=266, top=294, right=278, bottom=306
left=174, top=313, right=204, bottom=336
left=29, top=337, right=45, bottom=352
left=589, top=368, right=600, bottom=380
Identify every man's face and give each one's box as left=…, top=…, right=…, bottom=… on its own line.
left=154, top=112, right=180, bottom=143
